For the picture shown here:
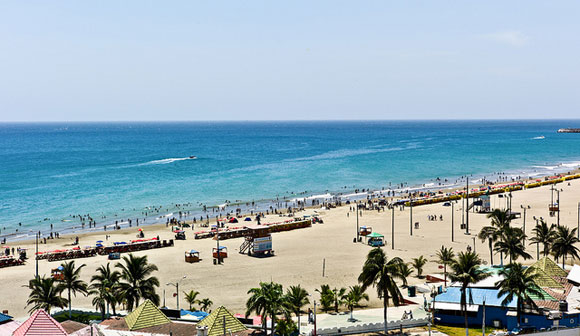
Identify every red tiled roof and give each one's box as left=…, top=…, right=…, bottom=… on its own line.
left=543, top=282, right=573, bottom=301
left=100, top=317, right=196, bottom=336
left=534, top=300, right=560, bottom=310
left=12, top=309, right=68, bottom=336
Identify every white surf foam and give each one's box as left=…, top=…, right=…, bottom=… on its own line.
left=142, top=157, right=197, bottom=165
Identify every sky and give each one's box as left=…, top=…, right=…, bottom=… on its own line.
left=0, top=1, right=579, bottom=121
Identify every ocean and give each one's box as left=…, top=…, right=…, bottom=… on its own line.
left=1, top=120, right=580, bottom=240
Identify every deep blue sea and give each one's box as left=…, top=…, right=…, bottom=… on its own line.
left=1, top=120, right=580, bottom=240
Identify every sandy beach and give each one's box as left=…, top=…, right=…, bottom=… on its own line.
left=1, top=177, right=580, bottom=319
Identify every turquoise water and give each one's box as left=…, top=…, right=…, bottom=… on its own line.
left=1, top=120, right=580, bottom=239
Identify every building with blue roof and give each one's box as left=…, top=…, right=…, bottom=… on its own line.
left=433, top=259, right=580, bottom=331
left=0, top=312, right=12, bottom=324
left=434, top=287, right=516, bottom=328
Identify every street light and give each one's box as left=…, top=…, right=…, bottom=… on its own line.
left=520, top=204, right=530, bottom=245
left=550, top=185, right=561, bottom=226
left=465, top=177, right=470, bottom=235
left=313, top=300, right=317, bottom=336
left=443, top=201, right=454, bottom=242
left=166, top=275, right=187, bottom=310
left=556, top=189, right=561, bottom=227
left=35, top=232, right=39, bottom=279
left=356, top=202, right=359, bottom=243
left=391, top=205, right=395, bottom=250
left=410, top=197, right=413, bottom=236
left=532, top=216, right=544, bottom=260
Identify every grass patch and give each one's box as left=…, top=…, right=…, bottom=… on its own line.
left=52, top=311, right=103, bottom=324
left=433, top=325, right=499, bottom=336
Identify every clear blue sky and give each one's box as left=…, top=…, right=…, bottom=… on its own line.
left=0, top=1, right=578, bottom=121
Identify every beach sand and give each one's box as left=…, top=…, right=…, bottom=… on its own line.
left=1, top=179, right=579, bottom=319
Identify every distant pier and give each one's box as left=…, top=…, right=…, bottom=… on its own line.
left=558, top=128, right=580, bottom=133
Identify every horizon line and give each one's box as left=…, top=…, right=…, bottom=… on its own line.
left=1, top=118, right=580, bottom=123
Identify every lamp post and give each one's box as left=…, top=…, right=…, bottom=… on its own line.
left=520, top=205, right=529, bottom=245
left=35, top=232, right=39, bottom=279
left=391, top=206, right=395, bottom=250
left=216, top=225, right=221, bottom=264
left=443, top=201, right=454, bottom=242
left=472, top=237, right=476, bottom=253
left=356, top=202, right=359, bottom=243
left=461, top=195, right=465, bottom=228
left=551, top=185, right=555, bottom=210
left=465, top=177, right=470, bottom=235
left=556, top=189, right=561, bottom=227
left=533, top=217, right=543, bottom=260
left=166, top=275, right=186, bottom=310
left=577, top=202, right=580, bottom=239
left=313, top=300, right=317, bottom=336
left=410, top=198, right=413, bottom=236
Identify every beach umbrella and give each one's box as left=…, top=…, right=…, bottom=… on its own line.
left=244, top=217, right=252, bottom=221
left=96, top=240, right=103, bottom=243
left=138, top=228, right=143, bottom=231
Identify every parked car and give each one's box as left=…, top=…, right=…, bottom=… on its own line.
left=510, top=326, right=537, bottom=335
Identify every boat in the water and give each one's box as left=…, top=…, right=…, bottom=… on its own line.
left=189, top=156, right=197, bottom=159
left=558, top=128, right=580, bottom=133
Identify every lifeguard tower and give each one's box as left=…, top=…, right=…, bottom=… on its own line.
left=239, top=226, right=274, bottom=257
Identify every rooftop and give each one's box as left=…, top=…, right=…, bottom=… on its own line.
left=435, top=287, right=516, bottom=308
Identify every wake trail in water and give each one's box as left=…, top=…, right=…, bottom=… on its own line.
left=142, top=157, right=197, bottom=165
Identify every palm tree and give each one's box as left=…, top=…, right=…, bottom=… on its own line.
left=199, top=298, right=213, bottom=312
left=246, top=282, right=289, bottom=335
left=496, top=263, right=544, bottom=326
left=315, top=284, right=334, bottom=312
left=89, top=263, right=120, bottom=317
left=183, top=290, right=201, bottom=311
left=90, top=287, right=108, bottom=320
left=25, top=276, right=68, bottom=314
left=486, top=209, right=515, bottom=265
left=358, top=248, right=407, bottom=334
left=411, top=256, right=428, bottom=278
left=246, top=283, right=269, bottom=334
left=435, top=246, right=455, bottom=286
left=398, top=263, right=413, bottom=287
left=478, top=226, right=499, bottom=265
left=449, top=251, right=489, bottom=336
left=487, top=208, right=515, bottom=228
left=331, top=287, right=347, bottom=313
left=115, top=253, right=160, bottom=310
left=284, top=285, right=309, bottom=331
left=552, top=226, right=580, bottom=269
left=530, top=220, right=556, bottom=259
left=494, top=227, right=531, bottom=264
left=275, top=318, right=298, bottom=336
left=342, top=285, right=369, bottom=321
left=57, top=261, right=88, bottom=319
